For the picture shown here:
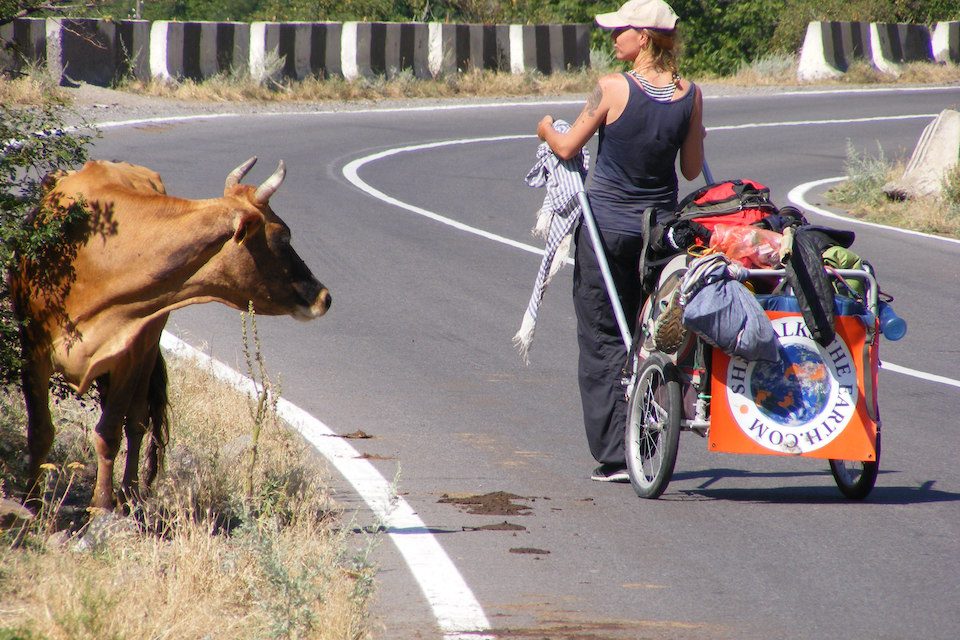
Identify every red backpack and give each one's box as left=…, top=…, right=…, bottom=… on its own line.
left=676, top=179, right=776, bottom=232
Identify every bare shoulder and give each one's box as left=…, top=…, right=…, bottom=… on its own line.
left=594, top=72, right=629, bottom=104
left=598, top=72, right=628, bottom=90
left=676, top=78, right=702, bottom=101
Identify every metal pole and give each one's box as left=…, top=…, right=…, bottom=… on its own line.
left=702, top=158, right=715, bottom=185
left=576, top=191, right=632, bottom=352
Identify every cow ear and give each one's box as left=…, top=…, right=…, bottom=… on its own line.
left=233, top=211, right=265, bottom=245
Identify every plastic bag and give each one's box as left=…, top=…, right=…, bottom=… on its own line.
left=709, top=223, right=783, bottom=268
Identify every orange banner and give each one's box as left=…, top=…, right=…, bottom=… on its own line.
left=708, top=312, right=879, bottom=461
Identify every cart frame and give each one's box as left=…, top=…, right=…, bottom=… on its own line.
left=623, top=255, right=883, bottom=499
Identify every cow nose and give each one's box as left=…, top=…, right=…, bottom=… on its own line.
left=313, top=288, right=332, bottom=316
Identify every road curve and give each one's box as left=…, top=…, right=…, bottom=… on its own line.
left=90, top=84, right=960, bottom=640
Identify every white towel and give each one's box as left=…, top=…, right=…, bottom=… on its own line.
left=513, top=120, right=590, bottom=364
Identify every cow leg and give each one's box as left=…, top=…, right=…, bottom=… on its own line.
left=141, top=349, right=169, bottom=489
left=120, top=351, right=158, bottom=503
left=21, top=356, right=54, bottom=492
left=91, top=371, right=141, bottom=511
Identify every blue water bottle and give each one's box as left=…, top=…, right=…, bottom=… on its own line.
left=877, top=300, right=907, bottom=341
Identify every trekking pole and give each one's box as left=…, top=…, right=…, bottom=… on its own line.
left=576, top=191, right=632, bottom=353
left=702, top=158, right=715, bottom=185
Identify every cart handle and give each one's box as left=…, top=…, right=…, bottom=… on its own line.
left=743, top=268, right=880, bottom=316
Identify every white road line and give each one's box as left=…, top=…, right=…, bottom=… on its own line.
left=788, top=177, right=960, bottom=388
left=344, top=135, right=540, bottom=254
left=788, top=176, right=960, bottom=245
left=347, top=128, right=960, bottom=392
left=708, top=113, right=936, bottom=132
left=159, top=333, right=493, bottom=640
left=880, top=362, right=960, bottom=389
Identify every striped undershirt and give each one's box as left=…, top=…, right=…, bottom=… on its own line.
left=627, top=70, right=677, bottom=103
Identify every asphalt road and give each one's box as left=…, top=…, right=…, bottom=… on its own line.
left=91, top=84, right=960, bottom=640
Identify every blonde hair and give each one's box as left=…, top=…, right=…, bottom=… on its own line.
left=641, top=28, right=682, bottom=83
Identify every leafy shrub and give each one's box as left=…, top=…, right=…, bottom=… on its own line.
left=942, top=163, right=960, bottom=211
left=0, top=100, right=94, bottom=386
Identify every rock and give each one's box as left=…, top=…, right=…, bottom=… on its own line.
left=0, top=497, right=33, bottom=520
left=70, top=511, right=138, bottom=552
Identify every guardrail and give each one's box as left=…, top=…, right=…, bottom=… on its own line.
left=0, top=17, right=591, bottom=86
left=798, top=20, right=959, bottom=81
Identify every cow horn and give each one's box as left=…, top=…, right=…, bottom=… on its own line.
left=225, top=157, right=257, bottom=192
left=254, top=160, right=286, bottom=205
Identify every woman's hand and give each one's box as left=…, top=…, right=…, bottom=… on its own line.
left=537, top=115, right=555, bottom=140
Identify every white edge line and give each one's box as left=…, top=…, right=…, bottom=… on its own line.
left=158, top=332, right=494, bottom=639
left=790, top=176, right=960, bottom=388
left=348, top=136, right=960, bottom=392
left=91, top=101, right=960, bottom=633
left=342, top=134, right=555, bottom=260
left=788, top=176, right=960, bottom=245
left=878, top=362, right=960, bottom=389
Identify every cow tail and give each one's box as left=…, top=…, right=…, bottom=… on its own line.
left=145, top=352, right=171, bottom=486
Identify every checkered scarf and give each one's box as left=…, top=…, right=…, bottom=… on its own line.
left=513, top=120, right=590, bottom=364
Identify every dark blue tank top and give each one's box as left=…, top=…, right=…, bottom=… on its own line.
left=586, top=75, right=696, bottom=235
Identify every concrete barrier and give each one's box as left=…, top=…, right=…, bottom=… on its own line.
left=251, top=22, right=340, bottom=81
left=798, top=20, right=942, bottom=81
left=870, top=22, right=933, bottom=75
left=3, top=17, right=590, bottom=86
left=152, top=21, right=248, bottom=82
left=117, top=20, right=152, bottom=81
left=520, top=24, right=590, bottom=74
left=0, top=17, right=46, bottom=76
left=883, top=109, right=960, bottom=200
left=343, top=22, right=429, bottom=80
left=431, top=23, right=511, bottom=75
left=46, top=18, right=134, bottom=86
left=797, top=21, right=872, bottom=81
left=932, top=21, right=959, bottom=64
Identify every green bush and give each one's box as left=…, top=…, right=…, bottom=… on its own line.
left=0, top=100, right=93, bottom=386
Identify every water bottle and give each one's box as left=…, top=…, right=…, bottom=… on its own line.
left=877, top=300, right=907, bottom=341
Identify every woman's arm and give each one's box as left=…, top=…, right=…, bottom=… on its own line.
left=679, top=84, right=705, bottom=181
left=537, top=78, right=614, bottom=160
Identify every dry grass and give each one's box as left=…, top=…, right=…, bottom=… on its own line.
left=0, top=71, right=68, bottom=105
left=118, top=65, right=607, bottom=103
left=0, top=330, right=376, bottom=640
left=709, top=56, right=960, bottom=87
left=827, top=146, right=960, bottom=238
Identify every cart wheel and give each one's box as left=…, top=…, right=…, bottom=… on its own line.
left=625, top=352, right=682, bottom=499
left=829, top=432, right=881, bottom=499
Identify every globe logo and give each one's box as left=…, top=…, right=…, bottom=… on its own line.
left=750, top=343, right=832, bottom=427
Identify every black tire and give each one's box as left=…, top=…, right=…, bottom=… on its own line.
left=625, top=352, right=682, bottom=499
left=829, top=431, right=881, bottom=499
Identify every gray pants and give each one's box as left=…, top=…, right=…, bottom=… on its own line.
left=572, top=224, right=646, bottom=467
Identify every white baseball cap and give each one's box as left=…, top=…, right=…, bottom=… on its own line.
left=595, top=0, right=679, bottom=31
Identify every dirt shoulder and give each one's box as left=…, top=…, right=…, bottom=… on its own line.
left=64, top=80, right=922, bottom=124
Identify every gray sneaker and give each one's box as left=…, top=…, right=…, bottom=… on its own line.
left=653, top=287, right=686, bottom=354
left=591, top=464, right=630, bottom=483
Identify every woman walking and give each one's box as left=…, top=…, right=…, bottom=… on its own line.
left=537, top=0, right=705, bottom=482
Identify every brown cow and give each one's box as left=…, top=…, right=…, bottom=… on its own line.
left=11, top=157, right=331, bottom=510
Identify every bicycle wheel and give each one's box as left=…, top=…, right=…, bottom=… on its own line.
left=625, top=352, right=682, bottom=499
left=829, top=431, right=881, bottom=499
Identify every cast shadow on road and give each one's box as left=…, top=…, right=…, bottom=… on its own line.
left=667, top=468, right=960, bottom=504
